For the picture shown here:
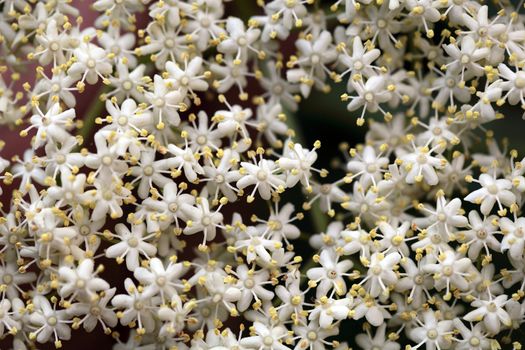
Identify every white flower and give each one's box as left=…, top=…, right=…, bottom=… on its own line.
left=145, top=74, right=183, bottom=129
left=128, top=149, right=177, bottom=199
left=465, top=173, right=516, bottom=216
left=58, top=259, right=109, bottom=301
left=453, top=319, right=491, bottom=350
left=422, top=251, right=473, bottom=298
left=218, top=17, right=261, bottom=63
left=182, top=196, right=224, bottom=243
left=29, top=296, right=71, bottom=345
left=309, top=296, right=351, bottom=329
left=408, top=310, right=453, bottom=350
left=167, top=142, right=204, bottom=183
left=165, top=56, right=209, bottom=99
left=413, top=195, right=468, bottom=238
left=292, top=321, right=339, bottom=350
left=87, top=172, right=131, bottom=220
left=461, top=6, right=506, bottom=41
left=67, top=288, right=118, bottom=333
left=0, top=262, right=36, bottom=299
left=266, top=0, right=309, bottom=30
left=68, top=42, right=113, bottom=85
left=240, top=321, right=288, bottom=350
left=34, top=19, right=69, bottom=66
left=133, top=257, right=187, bottom=300
left=346, top=145, right=388, bottom=188
left=463, top=295, right=512, bottom=335
left=237, top=158, right=286, bottom=201
left=279, top=141, right=319, bottom=189
left=234, top=264, right=275, bottom=312
left=499, top=216, right=525, bottom=260
left=23, top=103, right=74, bottom=149
left=400, top=141, right=446, bottom=186
left=98, top=29, right=137, bottom=66
left=307, top=249, right=353, bottom=297
left=105, top=223, right=157, bottom=271
left=443, top=35, right=490, bottom=79
left=352, top=296, right=391, bottom=327
left=355, top=324, right=400, bottom=350
left=459, top=211, right=500, bottom=260
left=363, top=252, right=401, bottom=298
left=339, top=36, right=381, bottom=79
left=499, top=63, right=525, bottom=106
left=112, top=278, right=158, bottom=333
left=286, top=30, right=337, bottom=97
left=0, top=299, right=20, bottom=337
left=234, top=226, right=280, bottom=264
left=345, top=75, right=392, bottom=125
left=377, top=221, right=411, bottom=257
left=142, top=181, right=194, bottom=233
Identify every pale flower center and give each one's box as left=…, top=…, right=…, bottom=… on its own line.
left=87, top=59, right=96, bottom=69
left=477, top=229, right=487, bottom=239
left=487, top=302, right=497, bottom=312
left=427, top=329, right=438, bottom=340
left=273, top=84, right=284, bottom=95
left=169, top=202, right=179, bottom=212
left=377, top=19, right=387, bottom=29
left=128, top=237, right=139, bottom=248
left=102, top=155, right=113, bottom=166
left=320, top=184, right=331, bottom=194
left=50, top=41, right=60, bottom=52
left=56, top=154, right=66, bottom=164
left=118, top=116, right=128, bottom=126
left=443, top=266, right=453, bottom=276
left=244, top=278, right=255, bottom=288
left=2, top=274, right=12, bottom=284
left=201, top=215, right=212, bottom=226
left=416, top=153, right=427, bottom=164
left=237, top=36, right=247, bottom=46
left=90, top=306, right=101, bottom=316
left=143, top=165, right=154, bottom=176
left=366, top=163, right=377, bottom=173
left=165, top=38, right=175, bottom=48
left=215, top=174, right=225, bottom=184
left=51, top=83, right=61, bottom=93
left=80, top=225, right=91, bottom=236
left=196, top=135, right=207, bottom=145
left=263, top=336, right=274, bottom=346
left=122, top=80, right=133, bottom=91
left=257, top=170, right=268, bottom=181
left=47, top=316, right=58, bottom=326
left=487, top=184, right=499, bottom=195
left=515, top=73, right=525, bottom=89
left=76, top=279, right=86, bottom=288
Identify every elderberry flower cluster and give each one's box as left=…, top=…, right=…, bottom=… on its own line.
left=1, top=0, right=525, bottom=349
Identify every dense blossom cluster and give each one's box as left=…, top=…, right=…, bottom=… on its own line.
left=2, top=0, right=525, bottom=349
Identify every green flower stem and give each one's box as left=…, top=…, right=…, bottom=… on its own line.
left=285, top=109, right=329, bottom=234
left=285, top=109, right=330, bottom=279
left=77, top=85, right=111, bottom=148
